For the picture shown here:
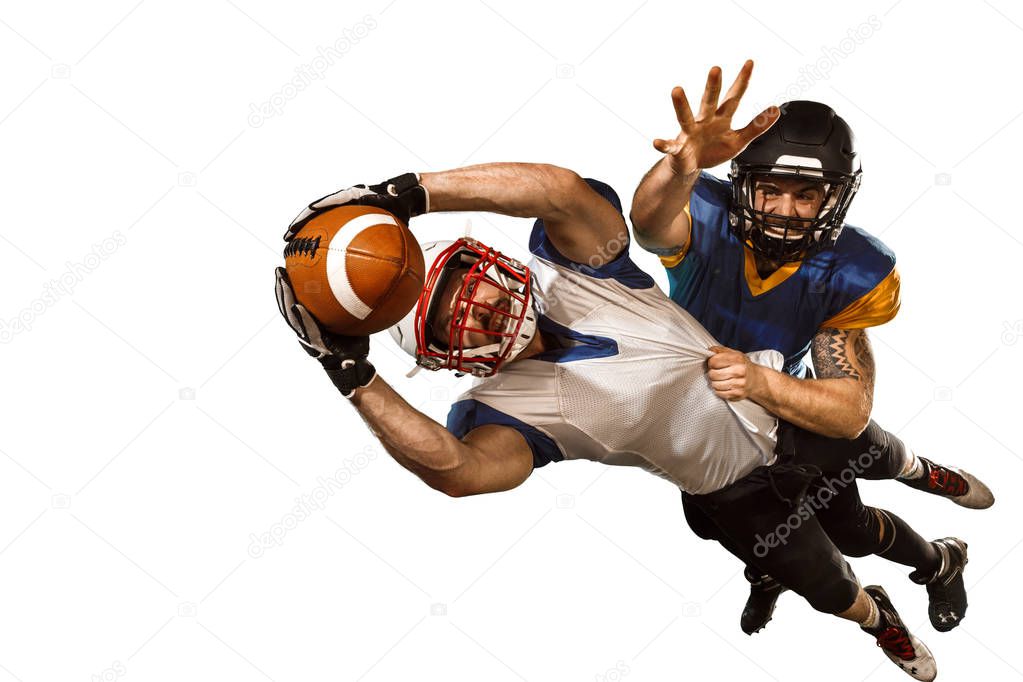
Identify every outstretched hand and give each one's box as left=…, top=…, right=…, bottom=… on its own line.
left=653, top=61, right=780, bottom=176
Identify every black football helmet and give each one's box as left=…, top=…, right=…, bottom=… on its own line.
left=729, top=101, right=862, bottom=262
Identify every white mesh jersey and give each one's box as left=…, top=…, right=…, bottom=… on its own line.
left=446, top=216, right=783, bottom=495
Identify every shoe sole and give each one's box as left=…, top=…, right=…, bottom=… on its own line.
left=930, top=538, right=968, bottom=632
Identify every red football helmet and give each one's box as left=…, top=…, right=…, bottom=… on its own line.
left=389, top=238, right=538, bottom=377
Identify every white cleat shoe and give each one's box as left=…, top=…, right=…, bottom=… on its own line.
left=862, top=585, right=937, bottom=681
left=900, top=457, right=994, bottom=510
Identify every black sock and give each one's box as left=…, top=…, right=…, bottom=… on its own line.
left=875, top=509, right=941, bottom=577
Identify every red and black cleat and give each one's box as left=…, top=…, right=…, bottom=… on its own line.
left=862, top=585, right=937, bottom=681
left=900, top=456, right=994, bottom=509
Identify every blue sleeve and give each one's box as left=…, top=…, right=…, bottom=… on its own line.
left=528, top=178, right=654, bottom=289
left=446, top=399, right=563, bottom=469
left=657, top=172, right=734, bottom=278
left=687, top=172, right=735, bottom=254
left=820, top=225, right=899, bottom=325
left=692, top=171, right=732, bottom=208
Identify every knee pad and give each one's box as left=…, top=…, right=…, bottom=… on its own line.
left=805, top=572, right=860, bottom=614
left=770, top=555, right=859, bottom=614
left=824, top=507, right=888, bottom=558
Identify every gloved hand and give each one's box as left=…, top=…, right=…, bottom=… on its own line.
left=283, top=172, right=428, bottom=241
left=275, top=267, right=376, bottom=398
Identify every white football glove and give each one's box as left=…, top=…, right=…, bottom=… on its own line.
left=283, top=173, right=428, bottom=241
left=274, top=267, right=376, bottom=398
left=283, top=185, right=378, bottom=241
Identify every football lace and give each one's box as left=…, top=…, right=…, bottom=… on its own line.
left=284, top=235, right=321, bottom=259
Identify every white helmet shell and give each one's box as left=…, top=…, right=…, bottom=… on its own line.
left=388, top=240, right=453, bottom=362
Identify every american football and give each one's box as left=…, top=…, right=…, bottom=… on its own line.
left=283, top=204, right=425, bottom=336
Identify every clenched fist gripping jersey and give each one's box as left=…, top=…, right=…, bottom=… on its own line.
left=446, top=181, right=781, bottom=495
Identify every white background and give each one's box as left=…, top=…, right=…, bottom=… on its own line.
left=1, top=1, right=1021, bottom=680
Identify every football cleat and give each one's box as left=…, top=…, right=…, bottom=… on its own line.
left=740, top=568, right=787, bottom=635
left=910, top=537, right=969, bottom=632
left=862, top=585, right=937, bottom=681
left=900, top=456, right=994, bottom=509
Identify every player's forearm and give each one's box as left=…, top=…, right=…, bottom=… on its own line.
left=630, top=157, right=699, bottom=244
left=750, top=367, right=871, bottom=439
left=420, top=163, right=579, bottom=220
left=349, top=378, right=468, bottom=494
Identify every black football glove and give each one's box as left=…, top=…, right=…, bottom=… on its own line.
left=275, top=267, right=376, bottom=398
left=283, top=172, right=428, bottom=241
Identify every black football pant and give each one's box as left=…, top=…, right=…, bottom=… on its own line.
left=683, top=419, right=939, bottom=603
left=685, top=455, right=860, bottom=614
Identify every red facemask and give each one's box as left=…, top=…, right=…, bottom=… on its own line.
left=412, top=238, right=537, bottom=377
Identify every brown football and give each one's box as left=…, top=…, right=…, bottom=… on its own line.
left=284, top=205, right=425, bottom=336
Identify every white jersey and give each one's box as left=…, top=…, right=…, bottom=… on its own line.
left=446, top=198, right=782, bottom=495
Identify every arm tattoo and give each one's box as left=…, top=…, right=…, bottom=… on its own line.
left=812, top=327, right=876, bottom=391
left=813, top=328, right=855, bottom=378
left=854, top=331, right=875, bottom=393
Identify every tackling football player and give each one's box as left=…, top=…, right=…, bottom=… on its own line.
left=630, top=61, right=993, bottom=635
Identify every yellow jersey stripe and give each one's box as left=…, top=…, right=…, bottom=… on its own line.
left=820, top=267, right=902, bottom=329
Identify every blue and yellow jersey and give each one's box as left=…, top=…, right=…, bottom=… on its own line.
left=658, top=172, right=900, bottom=377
